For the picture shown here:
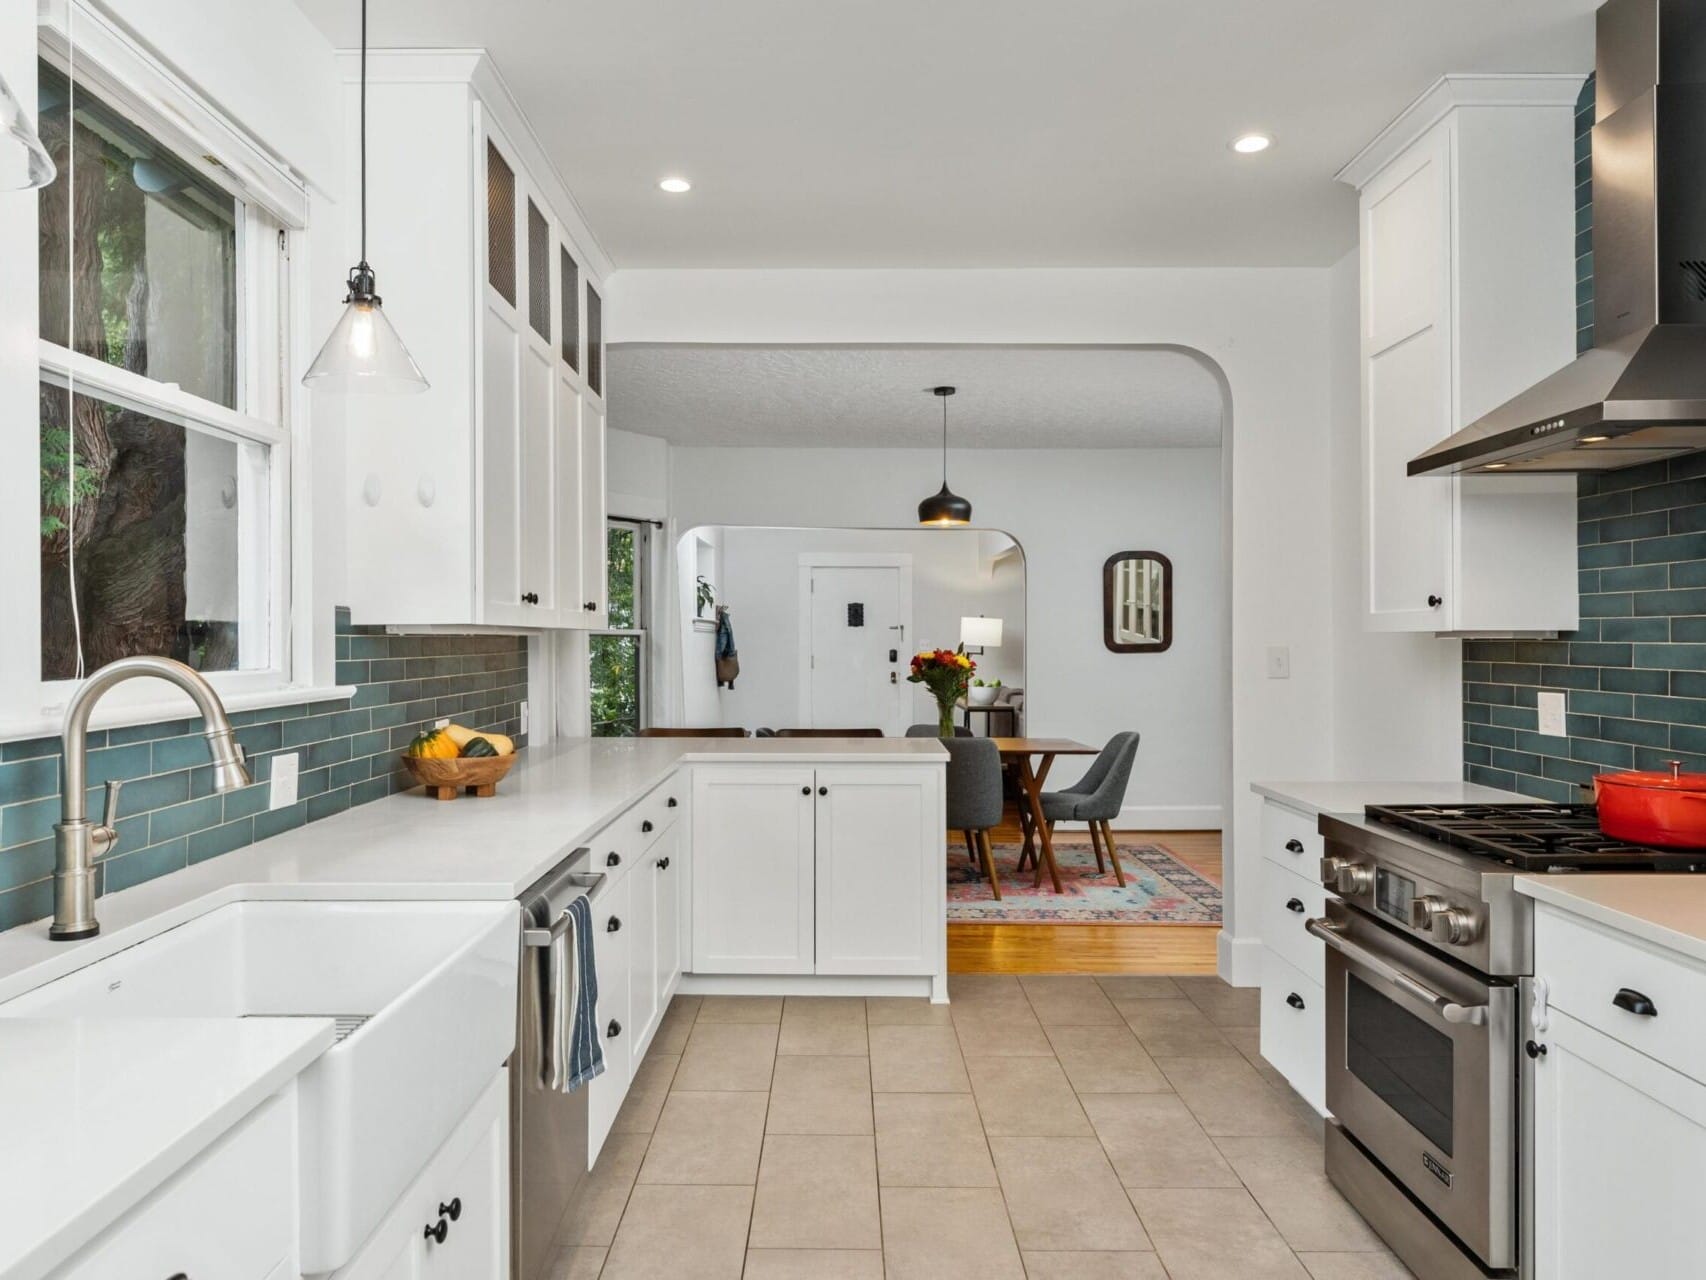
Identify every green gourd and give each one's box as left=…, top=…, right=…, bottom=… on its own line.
left=460, top=736, right=500, bottom=758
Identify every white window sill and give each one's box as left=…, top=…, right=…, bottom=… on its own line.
left=0, top=684, right=358, bottom=745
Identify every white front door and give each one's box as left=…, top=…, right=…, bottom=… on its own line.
left=807, top=565, right=906, bottom=734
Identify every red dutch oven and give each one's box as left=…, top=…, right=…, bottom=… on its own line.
left=1595, top=760, right=1706, bottom=847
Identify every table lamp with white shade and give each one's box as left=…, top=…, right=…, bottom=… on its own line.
left=960, top=616, right=1003, bottom=655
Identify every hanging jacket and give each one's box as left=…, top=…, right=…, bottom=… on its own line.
left=715, top=607, right=740, bottom=688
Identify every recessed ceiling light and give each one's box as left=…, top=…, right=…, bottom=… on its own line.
left=1581, top=435, right=1610, bottom=443
left=1483, top=462, right=1509, bottom=470
left=658, top=176, right=692, bottom=194
left=1231, top=133, right=1272, bottom=155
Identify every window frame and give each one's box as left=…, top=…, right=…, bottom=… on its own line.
left=3, top=10, right=315, bottom=733
left=589, top=518, right=650, bottom=736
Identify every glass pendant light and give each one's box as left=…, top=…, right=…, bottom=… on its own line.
left=303, top=0, right=428, bottom=392
left=918, top=385, right=972, bottom=525
left=0, top=67, right=56, bottom=190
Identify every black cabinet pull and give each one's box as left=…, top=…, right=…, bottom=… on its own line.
left=1285, top=992, right=1305, bottom=1010
left=607, top=917, right=622, bottom=932
left=1285, top=897, right=1305, bottom=913
left=607, top=1019, right=622, bottom=1038
left=1613, top=987, right=1658, bottom=1017
left=657, top=856, right=670, bottom=870
left=667, top=796, right=678, bottom=807
left=439, top=1197, right=462, bottom=1222
left=818, top=786, right=828, bottom=796
left=642, top=819, right=654, bottom=833
left=606, top=852, right=621, bottom=867
left=1525, top=1039, right=1547, bottom=1060
left=1427, top=594, right=1443, bottom=609
left=1284, top=838, right=1304, bottom=854
left=424, top=1218, right=448, bottom=1244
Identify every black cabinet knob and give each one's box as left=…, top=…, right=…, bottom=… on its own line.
left=667, top=796, right=678, bottom=807
left=801, top=786, right=811, bottom=795
left=424, top=1218, right=448, bottom=1244
left=1284, top=838, right=1304, bottom=855
left=1427, top=594, right=1443, bottom=609
left=1285, top=992, right=1305, bottom=1010
left=1285, top=897, right=1305, bottom=914
left=818, top=786, right=828, bottom=796
left=522, top=591, right=540, bottom=605
left=584, top=601, right=598, bottom=611
left=607, top=916, right=622, bottom=932
left=642, top=819, right=654, bottom=833
left=657, top=856, right=670, bottom=870
left=1613, top=987, right=1658, bottom=1017
left=606, top=852, right=621, bottom=867
left=439, top=1197, right=462, bottom=1222
left=607, top=1019, right=622, bottom=1038
left=1525, top=1039, right=1548, bottom=1060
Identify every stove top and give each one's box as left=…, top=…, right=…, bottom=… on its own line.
left=1365, top=803, right=1706, bottom=872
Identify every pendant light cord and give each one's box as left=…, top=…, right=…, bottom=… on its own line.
left=359, top=0, right=367, bottom=266
left=941, top=393, right=949, bottom=486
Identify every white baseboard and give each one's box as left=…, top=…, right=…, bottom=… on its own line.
left=1055, top=804, right=1223, bottom=832
left=680, top=973, right=936, bottom=1000
left=1218, top=932, right=1262, bottom=988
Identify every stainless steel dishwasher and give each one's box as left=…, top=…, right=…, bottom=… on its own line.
left=510, top=847, right=606, bottom=1280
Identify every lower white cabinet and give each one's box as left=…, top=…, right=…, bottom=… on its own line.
left=1258, top=949, right=1325, bottom=1116
left=1531, top=902, right=1706, bottom=1277
left=632, top=822, right=684, bottom=1050
left=691, top=764, right=941, bottom=978
left=59, top=1090, right=297, bottom=1279
left=1256, top=798, right=1328, bottom=1114
left=586, top=870, right=634, bottom=1162
left=334, top=1069, right=508, bottom=1280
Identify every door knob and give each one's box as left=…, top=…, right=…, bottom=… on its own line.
left=801, top=786, right=811, bottom=795
left=424, top=1217, right=448, bottom=1244
left=1427, top=594, right=1443, bottom=609
left=439, top=1197, right=462, bottom=1222
left=1525, top=1039, right=1548, bottom=1060
left=818, top=786, right=828, bottom=796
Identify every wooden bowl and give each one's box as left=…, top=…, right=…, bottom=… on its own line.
left=400, top=752, right=517, bottom=800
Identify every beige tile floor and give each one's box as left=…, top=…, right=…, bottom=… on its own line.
left=549, top=974, right=1415, bottom=1280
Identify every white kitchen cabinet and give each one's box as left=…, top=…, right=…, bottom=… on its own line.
left=338, top=52, right=609, bottom=631
left=814, top=765, right=942, bottom=975
left=59, top=1090, right=297, bottom=1279
left=1338, top=76, right=1581, bottom=634
left=1255, top=797, right=1329, bottom=1114
left=691, top=765, right=818, bottom=974
left=632, top=822, right=684, bottom=1053
left=586, top=870, right=634, bottom=1163
left=334, top=1069, right=508, bottom=1280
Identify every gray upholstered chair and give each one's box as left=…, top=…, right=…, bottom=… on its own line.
left=1041, top=732, right=1141, bottom=887
left=945, top=737, right=1005, bottom=899
left=905, top=723, right=971, bottom=738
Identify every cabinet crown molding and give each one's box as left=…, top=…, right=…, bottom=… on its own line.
left=1336, top=73, right=1588, bottom=191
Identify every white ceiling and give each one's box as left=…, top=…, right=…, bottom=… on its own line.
left=607, top=345, right=1224, bottom=448
left=295, top=0, right=1594, bottom=268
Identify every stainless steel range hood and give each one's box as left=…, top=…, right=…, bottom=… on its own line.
left=1409, top=0, right=1706, bottom=476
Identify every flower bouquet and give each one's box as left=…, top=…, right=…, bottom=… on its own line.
left=908, top=647, right=976, bottom=737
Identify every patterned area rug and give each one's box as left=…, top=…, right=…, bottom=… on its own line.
left=946, top=838, right=1222, bottom=924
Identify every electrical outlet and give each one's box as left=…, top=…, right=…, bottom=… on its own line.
left=520, top=700, right=529, bottom=736
left=270, top=752, right=299, bottom=810
left=434, top=717, right=450, bottom=730
left=1266, top=646, right=1291, bottom=679
left=1538, top=690, right=1567, bottom=738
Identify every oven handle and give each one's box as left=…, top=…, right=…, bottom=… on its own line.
left=1306, top=917, right=1488, bottom=1027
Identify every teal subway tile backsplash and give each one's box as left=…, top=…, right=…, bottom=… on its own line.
left=0, top=608, right=527, bottom=934
left=1466, top=462, right=1706, bottom=801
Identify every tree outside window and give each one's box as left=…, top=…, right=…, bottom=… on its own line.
left=590, top=521, right=646, bottom=736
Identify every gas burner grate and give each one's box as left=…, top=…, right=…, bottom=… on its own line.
left=1366, top=803, right=1706, bottom=872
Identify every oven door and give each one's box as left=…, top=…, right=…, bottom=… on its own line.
left=1310, top=902, right=1517, bottom=1270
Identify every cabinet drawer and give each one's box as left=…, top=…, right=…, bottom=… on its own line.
left=61, top=1091, right=295, bottom=1278
left=1261, top=801, right=1323, bottom=875
left=1536, top=904, right=1706, bottom=1084
left=1261, top=859, right=1328, bottom=986
left=587, top=872, right=634, bottom=1165
left=1259, top=949, right=1325, bottom=1115
left=589, top=778, right=682, bottom=874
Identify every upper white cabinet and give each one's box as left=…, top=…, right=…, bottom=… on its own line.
left=338, top=53, right=609, bottom=630
left=1339, top=77, right=1583, bottom=634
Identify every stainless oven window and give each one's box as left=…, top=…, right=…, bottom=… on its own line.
left=1346, top=972, right=1455, bottom=1155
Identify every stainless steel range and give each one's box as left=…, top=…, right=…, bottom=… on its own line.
left=1309, top=804, right=1706, bottom=1280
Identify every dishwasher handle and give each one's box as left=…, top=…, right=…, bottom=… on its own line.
left=1305, top=917, right=1489, bottom=1027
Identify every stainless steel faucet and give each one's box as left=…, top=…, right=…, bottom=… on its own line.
left=51, top=656, right=252, bottom=941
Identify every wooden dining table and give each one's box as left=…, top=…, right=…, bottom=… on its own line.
left=988, top=737, right=1099, bottom=894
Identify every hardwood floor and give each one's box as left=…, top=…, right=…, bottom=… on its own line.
left=948, top=817, right=1223, bottom=976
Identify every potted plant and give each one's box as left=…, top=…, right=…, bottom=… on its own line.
left=696, top=575, right=715, bottom=619
left=907, top=648, right=975, bottom=737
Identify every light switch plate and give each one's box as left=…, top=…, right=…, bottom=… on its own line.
left=1266, top=646, right=1291, bottom=679
left=520, top=700, right=529, bottom=736
left=1538, top=690, right=1567, bottom=738
left=270, top=752, right=299, bottom=810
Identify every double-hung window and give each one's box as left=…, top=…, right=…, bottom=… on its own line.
left=590, top=519, right=650, bottom=736
left=15, top=27, right=299, bottom=725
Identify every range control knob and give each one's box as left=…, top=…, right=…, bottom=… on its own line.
left=1319, top=857, right=1372, bottom=895
left=1410, top=895, right=1480, bottom=945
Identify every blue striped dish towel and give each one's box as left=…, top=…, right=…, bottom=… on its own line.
left=564, top=893, right=605, bottom=1092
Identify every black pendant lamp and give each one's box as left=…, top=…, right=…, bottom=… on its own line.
left=303, top=0, right=428, bottom=392
left=918, top=385, right=972, bottom=526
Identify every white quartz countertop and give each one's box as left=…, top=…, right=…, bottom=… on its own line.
left=1251, top=779, right=1530, bottom=819
left=0, top=1016, right=334, bottom=1280
left=0, top=736, right=944, bottom=1001
left=1516, top=874, right=1706, bottom=969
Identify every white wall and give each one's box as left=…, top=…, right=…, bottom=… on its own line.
left=664, top=448, right=1225, bottom=830
left=608, top=267, right=1335, bottom=982
left=678, top=526, right=1029, bottom=735
left=609, top=427, right=670, bottom=522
